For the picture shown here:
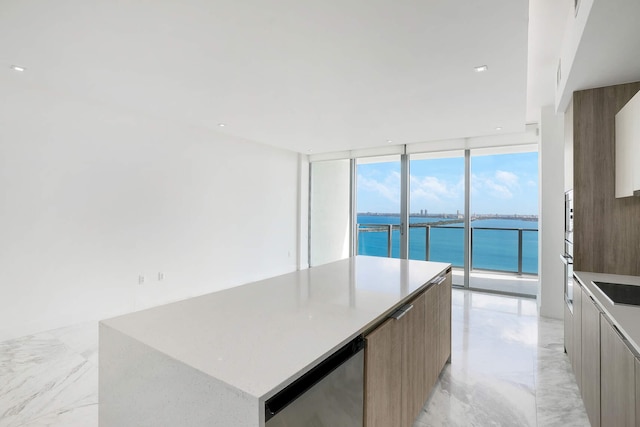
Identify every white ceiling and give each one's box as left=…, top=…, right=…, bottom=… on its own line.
left=526, top=0, right=572, bottom=123
left=1, top=0, right=637, bottom=154
left=555, top=0, right=640, bottom=112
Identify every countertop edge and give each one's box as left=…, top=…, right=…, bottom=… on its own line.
left=358, top=264, right=451, bottom=335
left=573, top=271, right=640, bottom=356
left=258, top=263, right=452, bottom=402
left=100, top=257, right=452, bottom=400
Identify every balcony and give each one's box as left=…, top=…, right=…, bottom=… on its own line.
left=357, top=223, right=539, bottom=296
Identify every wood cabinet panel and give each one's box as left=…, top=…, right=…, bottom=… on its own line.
left=573, top=82, right=640, bottom=275
left=564, top=303, right=573, bottom=363
left=437, top=272, right=452, bottom=371
left=365, top=270, right=452, bottom=427
left=401, top=292, right=427, bottom=427
left=601, top=317, right=636, bottom=427
left=572, top=283, right=582, bottom=388
left=580, top=294, right=600, bottom=427
left=424, top=285, right=439, bottom=392
left=364, top=317, right=402, bottom=427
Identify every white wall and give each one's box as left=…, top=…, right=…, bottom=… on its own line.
left=564, top=100, right=574, bottom=192
left=0, top=83, right=300, bottom=340
left=297, top=155, right=310, bottom=270
left=309, top=160, right=351, bottom=266
left=538, top=105, right=565, bottom=319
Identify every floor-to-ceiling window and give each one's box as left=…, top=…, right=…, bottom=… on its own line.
left=355, top=155, right=402, bottom=258
left=469, top=148, right=539, bottom=296
left=309, top=141, right=539, bottom=298
left=408, top=151, right=465, bottom=275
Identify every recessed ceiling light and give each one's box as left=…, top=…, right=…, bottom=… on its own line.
left=218, top=123, right=225, bottom=127
left=474, top=65, right=488, bottom=73
left=387, top=140, right=393, bottom=144
left=495, top=127, right=503, bottom=131
left=307, top=149, right=313, bottom=153
left=10, top=65, right=26, bottom=72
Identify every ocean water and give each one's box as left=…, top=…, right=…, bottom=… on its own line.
left=357, top=215, right=539, bottom=274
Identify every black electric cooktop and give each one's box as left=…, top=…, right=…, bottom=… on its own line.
left=593, top=281, right=640, bottom=307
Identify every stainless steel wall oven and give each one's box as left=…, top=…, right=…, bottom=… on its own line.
left=562, top=190, right=574, bottom=311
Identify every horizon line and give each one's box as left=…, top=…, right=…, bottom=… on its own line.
left=358, top=212, right=539, bottom=217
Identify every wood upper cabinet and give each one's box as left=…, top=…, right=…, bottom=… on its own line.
left=573, top=82, right=640, bottom=275
left=364, top=317, right=402, bottom=427
left=600, top=316, right=636, bottom=427
left=580, top=294, right=601, bottom=427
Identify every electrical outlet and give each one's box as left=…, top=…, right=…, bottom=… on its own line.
left=158, top=272, right=164, bottom=281
left=138, top=275, right=145, bottom=285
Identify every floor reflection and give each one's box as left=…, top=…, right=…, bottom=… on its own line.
left=415, top=289, right=589, bottom=427
left=0, top=290, right=588, bottom=427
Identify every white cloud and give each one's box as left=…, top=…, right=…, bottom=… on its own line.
left=358, top=167, right=535, bottom=213
left=472, top=171, right=521, bottom=200
left=411, top=176, right=444, bottom=194
left=409, top=175, right=463, bottom=213
left=358, top=172, right=462, bottom=212
left=470, top=170, right=525, bottom=200
left=484, top=180, right=513, bottom=199
left=410, top=175, right=458, bottom=202
left=494, top=170, right=519, bottom=188
left=357, top=174, right=399, bottom=204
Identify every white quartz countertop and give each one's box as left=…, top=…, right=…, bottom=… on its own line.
left=101, top=256, right=450, bottom=401
left=574, top=271, right=640, bottom=355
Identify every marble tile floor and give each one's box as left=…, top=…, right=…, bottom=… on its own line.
left=0, top=290, right=588, bottom=427
left=452, top=269, right=539, bottom=297
left=0, top=322, right=99, bottom=426
left=415, top=290, right=590, bottom=427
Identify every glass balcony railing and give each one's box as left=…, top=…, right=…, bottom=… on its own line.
left=357, top=224, right=539, bottom=275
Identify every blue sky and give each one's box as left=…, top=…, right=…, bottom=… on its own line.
left=357, top=152, right=538, bottom=215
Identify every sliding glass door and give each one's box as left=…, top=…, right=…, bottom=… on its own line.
left=408, top=151, right=465, bottom=265
left=310, top=144, right=539, bottom=297
left=469, top=149, right=539, bottom=296
left=356, top=156, right=401, bottom=258
left=408, top=151, right=465, bottom=284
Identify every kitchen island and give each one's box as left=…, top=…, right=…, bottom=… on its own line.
left=99, top=256, right=451, bottom=426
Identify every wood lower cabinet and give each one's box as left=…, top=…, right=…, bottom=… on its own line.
left=364, top=317, right=402, bottom=427
left=580, top=294, right=601, bottom=427
left=437, top=272, right=452, bottom=371
left=401, top=291, right=427, bottom=427
left=564, top=302, right=573, bottom=361
left=572, top=283, right=583, bottom=388
left=365, top=270, right=451, bottom=427
left=600, top=316, right=636, bottom=426
left=424, top=285, right=439, bottom=392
